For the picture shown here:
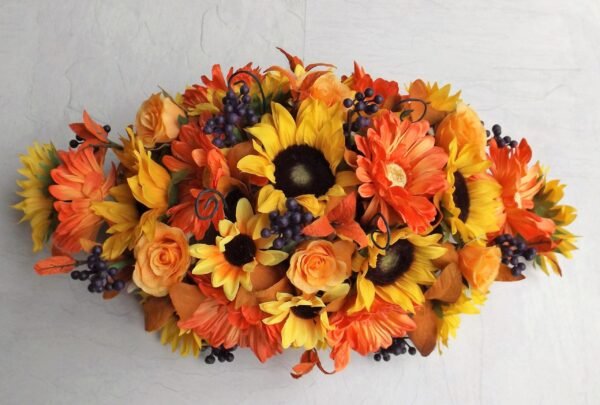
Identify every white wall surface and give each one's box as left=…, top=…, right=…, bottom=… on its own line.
left=1, top=1, right=598, bottom=404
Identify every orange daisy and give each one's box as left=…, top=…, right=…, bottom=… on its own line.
left=355, top=111, right=448, bottom=233
left=327, top=297, right=416, bottom=371
left=48, top=147, right=115, bottom=253
left=489, top=139, right=555, bottom=241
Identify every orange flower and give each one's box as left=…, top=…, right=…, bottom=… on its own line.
left=132, top=222, right=191, bottom=297
left=68, top=111, right=109, bottom=147
left=355, top=111, right=448, bottom=233
left=436, top=104, right=487, bottom=159
left=458, top=243, right=501, bottom=293
left=176, top=278, right=283, bottom=363
left=302, top=192, right=368, bottom=248
left=327, top=297, right=416, bottom=371
left=489, top=139, right=555, bottom=241
left=308, top=72, right=353, bottom=107
left=287, top=239, right=354, bottom=294
left=344, top=62, right=401, bottom=111
left=135, top=93, right=184, bottom=147
left=49, top=147, right=115, bottom=253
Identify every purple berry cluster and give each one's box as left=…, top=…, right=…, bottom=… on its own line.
left=494, top=233, right=537, bottom=276
left=70, top=245, right=125, bottom=294
left=204, top=345, right=236, bottom=364
left=487, top=124, right=518, bottom=149
left=342, top=87, right=383, bottom=137
left=373, top=337, right=417, bottom=362
left=69, top=125, right=111, bottom=149
left=203, top=84, right=259, bottom=148
left=261, top=198, right=314, bottom=249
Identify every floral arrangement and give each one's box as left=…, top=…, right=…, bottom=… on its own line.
left=14, top=49, right=577, bottom=377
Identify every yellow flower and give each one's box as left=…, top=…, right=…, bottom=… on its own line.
left=408, top=79, right=462, bottom=125
left=260, top=285, right=349, bottom=350
left=159, top=316, right=204, bottom=357
left=114, top=127, right=139, bottom=176
left=237, top=100, right=357, bottom=217
left=91, top=184, right=140, bottom=260
left=189, top=198, right=288, bottom=301
left=441, top=138, right=502, bottom=242
left=437, top=288, right=487, bottom=348
left=353, top=229, right=446, bottom=313
left=13, top=142, right=60, bottom=251
left=126, top=134, right=170, bottom=238
left=436, top=103, right=487, bottom=159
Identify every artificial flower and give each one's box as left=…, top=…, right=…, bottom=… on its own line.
left=132, top=222, right=191, bottom=297
left=13, top=142, right=60, bottom=251
left=408, top=79, right=461, bottom=125
left=68, top=110, right=109, bottom=147
left=355, top=111, right=448, bottom=233
left=436, top=103, right=487, bottom=159
left=135, top=93, right=185, bottom=147
left=189, top=198, right=288, bottom=300
left=458, top=242, right=501, bottom=293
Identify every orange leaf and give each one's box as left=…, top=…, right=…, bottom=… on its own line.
left=169, top=282, right=204, bottom=321
left=34, top=256, right=76, bottom=276
left=425, top=263, right=463, bottom=303
left=408, top=301, right=438, bottom=356
left=143, top=296, right=175, bottom=332
left=496, top=264, right=526, bottom=282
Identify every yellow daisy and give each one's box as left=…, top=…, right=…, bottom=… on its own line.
left=13, top=142, right=60, bottom=251
left=437, top=288, right=487, bottom=348
left=260, top=286, right=349, bottom=350
left=189, top=198, right=288, bottom=300
left=441, top=138, right=502, bottom=243
left=237, top=99, right=357, bottom=217
left=353, top=228, right=446, bottom=313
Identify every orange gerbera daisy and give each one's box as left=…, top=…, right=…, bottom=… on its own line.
left=176, top=278, right=283, bottom=363
left=49, top=147, right=115, bottom=253
left=489, top=139, right=555, bottom=241
left=355, top=111, right=448, bottom=233
left=327, top=297, right=416, bottom=371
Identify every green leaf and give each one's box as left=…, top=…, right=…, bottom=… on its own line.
left=167, top=169, right=189, bottom=207
left=177, top=114, right=189, bottom=127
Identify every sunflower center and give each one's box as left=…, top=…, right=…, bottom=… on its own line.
left=224, top=234, right=256, bottom=266
left=453, top=171, right=470, bottom=222
left=366, top=239, right=415, bottom=286
left=291, top=305, right=322, bottom=320
left=385, top=163, right=407, bottom=187
left=273, top=145, right=335, bottom=197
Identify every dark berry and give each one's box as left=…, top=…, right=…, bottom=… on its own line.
left=103, top=125, right=111, bottom=133
left=69, top=140, right=79, bottom=148
left=92, top=245, right=102, bottom=256
left=343, top=98, right=353, bottom=108
left=364, top=88, right=374, bottom=98
left=205, top=355, right=216, bottom=364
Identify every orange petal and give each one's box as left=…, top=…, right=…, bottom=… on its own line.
left=425, top=263, right=463, bottom=303
left=169, top=282, right=204, bottom=321
left=408, top=301, right=438, bottom=356
left=143, top=296, right=175, bottom=332
left=302, top=216, right=335, bottom=237
left=34, top=256, right=76, bottom=276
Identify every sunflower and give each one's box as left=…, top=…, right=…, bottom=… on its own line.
left=189, top=198, right=288, bottom=300
left=237, top=100, right=356, bottom=217
left=441, top=138, right=502, bottom=243
left=14, top=142, right=60, bottom=252
left=260, top=293, right=331, bottom=350
left=353, top=228, right=446, bottom=313
left=437, top=288, right=487, bottom=348
left=408, top=79, right=462, bottom=125
left=159, top=316, right=204, bottom=358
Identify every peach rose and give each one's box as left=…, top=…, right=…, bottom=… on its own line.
left=436, top=103, right=487, bottom=158
left=135, top=93, right=184, bottom=147
left=132, top=222, right=191, bottom=297
left=309, top=72, right=353, bottom=107
left=287, top=240, right=353, bottom=294
left=458, top=243, right=501, bottom=293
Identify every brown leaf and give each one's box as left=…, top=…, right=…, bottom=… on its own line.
left=143, top=296, right=175, bottom=332
left=496, top=264, right=526, bottom=282
left=408, top=301, right=438, bottom=356
left=169, top=282, right=204, bottom=321
left=432, top=243, right=459, bottom=269
left=425, top=263, right=463, bottom=303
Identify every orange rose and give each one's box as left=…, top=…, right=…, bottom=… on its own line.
left=436, top=103, right=487, bottom=158
left=287, top=240, right=353, bottom=294
left=132, top=222, right=191, bottom=297
left=458, top=243, right=501, bottom=293
left=309, top=72, right=353, bottom=107
left=135, top=93, right=184, bottom=147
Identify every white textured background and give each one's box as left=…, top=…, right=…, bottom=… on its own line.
left=1, top=1, right=599, bottom=404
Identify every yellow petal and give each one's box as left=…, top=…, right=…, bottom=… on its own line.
left=256, top=249, right=289, bottom=266
left=271, top=102, right=297, bottom=149
left=237, top=155, right=276, bottom=182
left=257, top=185, right=286, bottom=213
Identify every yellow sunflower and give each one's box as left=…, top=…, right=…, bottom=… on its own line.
left=260, top=285, right=348, bottom=350
left=441, top=138, right=502, bottom=243
left=408, top=79, right=462, bottom=125
left=189, top=198, right=288, bottom=300
left=532, top=174, right=578, bottom=275
left=353, top=228, right=446, bottom=313
left=237, top=100, right=357, bottom=217
left=159, top=316, right=204, bottom=357
left=437, top=288, right=487, bottom=348
left=13, top=142, right=60, bottom=251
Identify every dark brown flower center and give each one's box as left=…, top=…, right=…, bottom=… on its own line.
left=291, top=305, right=322, bottom=319
left=273, top=145, right=335, bottom=197
left=224, top=234, right=256, bottom=266
left=453, top=171, right=470, bottom=222
left=366, top=239, right=415, bottom=286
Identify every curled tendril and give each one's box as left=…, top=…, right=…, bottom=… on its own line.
left=369, top=212, right=391, bottom=250
left=227, top=70, right=267, bottom=115
left=194, top=188, right=226, bottom=220
left=395, top=98, right=428, bottom=122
